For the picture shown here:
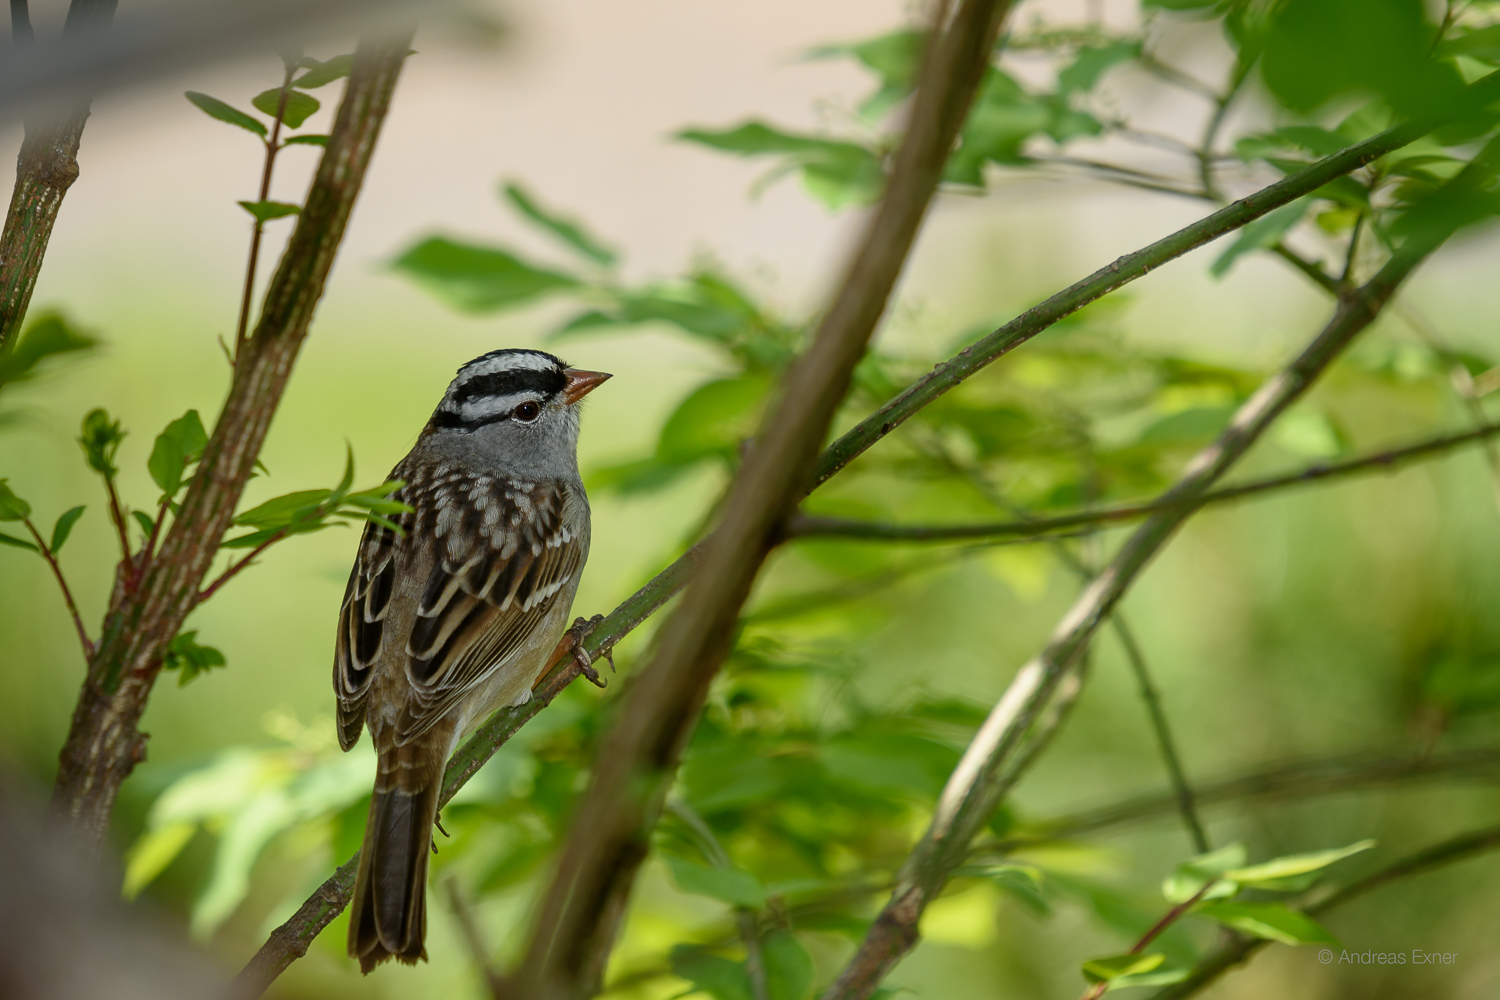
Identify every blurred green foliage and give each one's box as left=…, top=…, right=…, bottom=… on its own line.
left=6, top=3, right=1500, bottom=1000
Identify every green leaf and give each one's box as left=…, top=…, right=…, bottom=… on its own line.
left=237, top=200, right=302, bottom=224
left=185, top=92, right=267, bottom=137
left=148, top=409, right=209, bottom=496
left=1193, top=901, right=1339, bottom=946
left=1082, top=952, right=1166, bottom=984
left=292, top=54, right=353, bottom=88
left=657, top=374, right=770, bottom=465
left=677, top=121, right=885, bottom=209
left=122, top=820, right=196, bottom=899
left=281, top=134, right=329, bottom=147
left=0, top=479, right=30, bottom=521
left=670, top=945, right=753, bottom=1000
left=1224, top=840, right=1375, bottom=886
left=1162, top=842, right=1247, bottom=903
left=1107, top=967, right=1191, bottom=991
left=0, top=531, right=38, bottom=552
left=1210, top=197, right=1310, bottom=277
left=1058, top=41, right=1140, bottom=93
left=392, top=237, right=581, bottom=313
left=503, top=182, right=618, bottom=266
left=973, top=863, right=1049, bottom=915
left=251, top=88, right=321, bottom=128
left=161, top=630, right=227, bottom=686
left=762, top=929, right=814, bottom=1000
left=0, top=311, right=97, bottom=388
left=50, top=506, right=85, bottom=553
left=79, top=408, right=125, bottom=478
left=664, top=854, right=769, bottom=908
left=131, top=510, right=155, bottom=540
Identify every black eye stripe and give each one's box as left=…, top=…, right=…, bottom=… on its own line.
left=451, top=368, right=566, bottom=405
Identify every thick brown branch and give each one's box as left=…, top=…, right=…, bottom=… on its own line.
left=46, top=33, right=413, bottom=861
left=512, top=3, right=1015, bottom=996
left=0, top=0, right=117, bottom=353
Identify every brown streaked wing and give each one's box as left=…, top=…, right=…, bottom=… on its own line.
left=395, top=478, right=582, bottom=744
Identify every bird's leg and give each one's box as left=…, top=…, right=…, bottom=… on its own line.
left=542, top=614, right=609, bottom=689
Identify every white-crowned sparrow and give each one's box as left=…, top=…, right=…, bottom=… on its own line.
left=334, top=348, right=610, bottom=972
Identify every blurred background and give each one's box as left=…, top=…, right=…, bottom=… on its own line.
left=2, top=0, right=1499, bottom=997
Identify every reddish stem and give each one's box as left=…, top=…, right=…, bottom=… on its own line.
left=1080, top=880, right=1218, bottom=1000
left=24, top=518, right=93, bottom=660
left=196, top=530, right=285, bottom=606
left=235, top=66, right=294, bottom=355
left=103, top=477, right=135, bottom=587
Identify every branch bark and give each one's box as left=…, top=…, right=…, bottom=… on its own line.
left=512, top=3, right=1015, bottom=996
left=46, top=32, right=414, bottom=861
left=818, top=182, right=1472, bottom=999
left=0, top=0, right=117, bottom=353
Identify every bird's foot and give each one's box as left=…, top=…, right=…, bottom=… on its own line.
left=549, top=615, right=611, bottom=688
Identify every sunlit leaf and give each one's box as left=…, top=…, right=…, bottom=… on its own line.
left=123, top=820, right=196, bottom=899
left=1193, top=901, right=1339, bottom=946
left=1082, top=952, right=1165, bottom=984
left=1162, top=842, right=1247, bottom=903
left=1224, top=840, right=1375, bottom=885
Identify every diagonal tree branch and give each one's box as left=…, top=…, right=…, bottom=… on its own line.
left=0, top=0, right=117, bottom=353
left=512, top=3, right=1017, bottom=996
left=233, top=70, right=1500, bottom=994
left=46, top=32, right=414, bottom=861
left=816, top=138, right=1493, bottom=996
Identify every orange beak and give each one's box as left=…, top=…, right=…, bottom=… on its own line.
left=562, top=368, right=612, bottom=405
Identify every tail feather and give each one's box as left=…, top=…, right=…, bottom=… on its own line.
left=349, top=745, right=442, bottom=973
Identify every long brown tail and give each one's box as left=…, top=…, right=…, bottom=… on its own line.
left=348, top=743, right=442, bottom=973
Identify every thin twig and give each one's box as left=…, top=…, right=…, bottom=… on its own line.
left=1270, top=243, right=1340, bottom=294
left=235, top=62, right=295, bottom=356
left=102, top=476, right=135, bottom=584
left=1111, top=616, right=1208, bottom=854
left=196, top=530, right=285, bottom=605
left=22, top=518, right=92, bottom=660
left=986, top=743, right=1500, bottom=853
left=1150, top=823, right=1500, bottom=999
left=444, top=879, right=506, bottom=999
left=792, top=420, right=1500, bottom=543
left=1081, top=881, right=1218, bottom=1000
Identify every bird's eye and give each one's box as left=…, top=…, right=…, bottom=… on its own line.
left=513, top=401, right=541, bottom=422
